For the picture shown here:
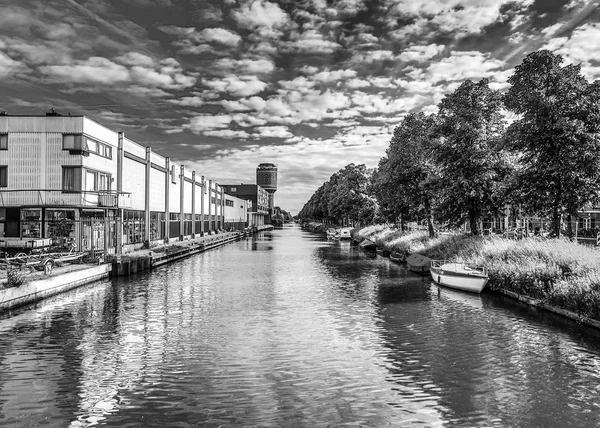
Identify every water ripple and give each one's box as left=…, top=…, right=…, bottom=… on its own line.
left=0, top=227, right=600, bottom=427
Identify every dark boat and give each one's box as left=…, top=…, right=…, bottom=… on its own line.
left=406, top=253, right=431, bottom=274
left=358, top=238, right=376, bottom=251
left=389, top=252, right=405, bottom=263
left=376, top=246, right=390, bottom=257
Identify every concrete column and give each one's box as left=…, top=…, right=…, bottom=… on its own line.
left=165, top=157, right=170, bottom=242
left=220, top=186, right=225, bottom=230
left=145, top=146, right=151, bottom=244
left=191, top=171, right=196, bottom=237
left=116, top=132, right=124, bottom=255
left=179, top=164, right=185, bottom=240
left=208, top=180, right=213, bottom=233
left=200, top=176, right=205, bottom=235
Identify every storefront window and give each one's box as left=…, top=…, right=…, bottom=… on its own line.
left=21, top=208, right=41, bottom=239
left=45, top=209, right=77, bottom=248
left=123, top=210, right=145, bottom=244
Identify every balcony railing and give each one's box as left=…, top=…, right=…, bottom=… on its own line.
left=0, top=189, right=132, bottom=208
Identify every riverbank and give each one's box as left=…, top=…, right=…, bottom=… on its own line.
left=354, top=225, right=600, bottom=326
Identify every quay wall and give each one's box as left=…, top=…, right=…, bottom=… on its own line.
left=0, top=264, right=111, bottom=312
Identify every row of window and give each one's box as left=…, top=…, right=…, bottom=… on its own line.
left=63, top=166, right=111, bottom=192
left=63, top=134, right=112, bottom=159
left=0, top=134, right=113, bottom=158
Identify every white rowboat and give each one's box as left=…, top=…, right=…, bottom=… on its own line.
left=429, top=260, right=489, bottom=293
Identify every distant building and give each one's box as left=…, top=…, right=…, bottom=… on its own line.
left=224, top=196, right=251, bottom=231
left=256, top=163, right=277, bottom=215
left=222, top=184, right=269, bottom=227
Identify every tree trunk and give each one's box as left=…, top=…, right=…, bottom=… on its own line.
left=565, top=213, right=574, bottom=240
left=424, top=197, right=435, bottom=238
left=552, top=180, right=562, bottom=238
left=469, top=199, right=481, bottom=236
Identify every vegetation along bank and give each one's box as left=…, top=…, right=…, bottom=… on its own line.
left=355, top=225, right=600, bottom=326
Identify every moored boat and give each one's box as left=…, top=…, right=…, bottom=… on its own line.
left=406, top=253, right=430, bottom=274
left=429, top=260, right=489, bottom=293
left=389, top=251, right=404, bottom=263
left=358, top=238, right=376, bottom=251
left=375, top=246, right=390, bottom=257
left=326, top=228, right=340, bottom=239
left=338, top=227, right=352, bottom=240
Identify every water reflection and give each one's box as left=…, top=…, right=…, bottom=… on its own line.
left=0, top=225, right=599, bottom=427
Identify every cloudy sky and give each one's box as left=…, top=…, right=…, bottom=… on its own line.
left=0, top=0, right=599, bottom=213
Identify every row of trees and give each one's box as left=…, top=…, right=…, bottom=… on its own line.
left=298, top=163, right=376, bottom=226
left=298, top=50, right=600, bottom=238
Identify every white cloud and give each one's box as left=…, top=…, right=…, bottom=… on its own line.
left=213, top=57, right=276, bottom=75
left=199, top=28, right=242, bottom=47
left=544, top=23, right=600, bottom=80
left=185, top=115, right=233, bottom=133
left=203, top=75, right=268, bottom=97
left=204, top=130, right=251, bottom=139
left=254, top=126, right=293, bottom=139
left=0, top=50, right=26, bottom=77
left=116, top=52, right=155, bottom=67
left=398, top=44, right=445, bottom=62
left=312, top=68, right=357, bottom=82
left=232, top=0, right=292, bottom=37
left=40, top=57, right=130, bottom=84
left=284, top=29, right=341, bottom=54
left=170, top=96, right=205, bottom=107
left=385, top=0, right=534, bottom=38
left=426, top=51, right=505, bottom=83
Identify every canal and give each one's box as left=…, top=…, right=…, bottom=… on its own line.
left=1, top=225, right=600, bottom=427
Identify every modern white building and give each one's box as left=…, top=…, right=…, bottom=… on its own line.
left=0, top=112, right=249, bottom=254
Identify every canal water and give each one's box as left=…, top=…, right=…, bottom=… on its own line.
left=1, top=225, right=600, bottom=427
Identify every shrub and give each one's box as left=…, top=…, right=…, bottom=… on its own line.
left=5, top=267, right=27, bottom=288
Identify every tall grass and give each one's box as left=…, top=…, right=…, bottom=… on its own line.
left=355, top=226, right=600, bottom=320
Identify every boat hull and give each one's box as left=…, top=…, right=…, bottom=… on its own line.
left=430, top=264, right=488, bottom=293
left=406, top=253, right=431, bottom=274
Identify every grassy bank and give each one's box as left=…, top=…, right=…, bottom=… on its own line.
left=355, top=225, right=600, bottom=321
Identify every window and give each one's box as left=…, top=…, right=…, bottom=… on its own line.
left=62, top=134, right=85, bottom=151
left=0, top=133, right=7, bottom=150
left=62, top=134, right=112, bottom=158
left=83, top=169, right=111, bottom=192
left=62, top=166, right=82, bottom=191
left=98, top=174, right=108, bottom=191
left=85, top=136, right=112, bottom=159
left=230, top=187, right=237, bottom=192
left=0, top=166, right=7, bottom=187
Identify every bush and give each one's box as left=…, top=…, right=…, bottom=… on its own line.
left=5, top=267, right=27, bottom=288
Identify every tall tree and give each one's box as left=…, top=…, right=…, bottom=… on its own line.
left=435, top=79, right=508, bottom=235
left=504, top=50, right=600, bottom=237
left=375, top=112, right=438, bottom=236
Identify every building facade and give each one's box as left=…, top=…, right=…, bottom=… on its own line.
left=0, top=113, right=246, bottom=254
left=222, top=184, right=269, bottom=227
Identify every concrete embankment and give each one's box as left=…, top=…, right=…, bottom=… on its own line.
left=0, top=264, right=111, bottom=311
left=0, top=226, right=274, bottom=312
left=110, top=230, right=255, bottom=276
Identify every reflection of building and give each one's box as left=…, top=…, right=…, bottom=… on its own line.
left=256, top=163, right=277, bottom=215
left=0, top=112, right=244, bottom=254
left=222, top=184, right=269, bottom=227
